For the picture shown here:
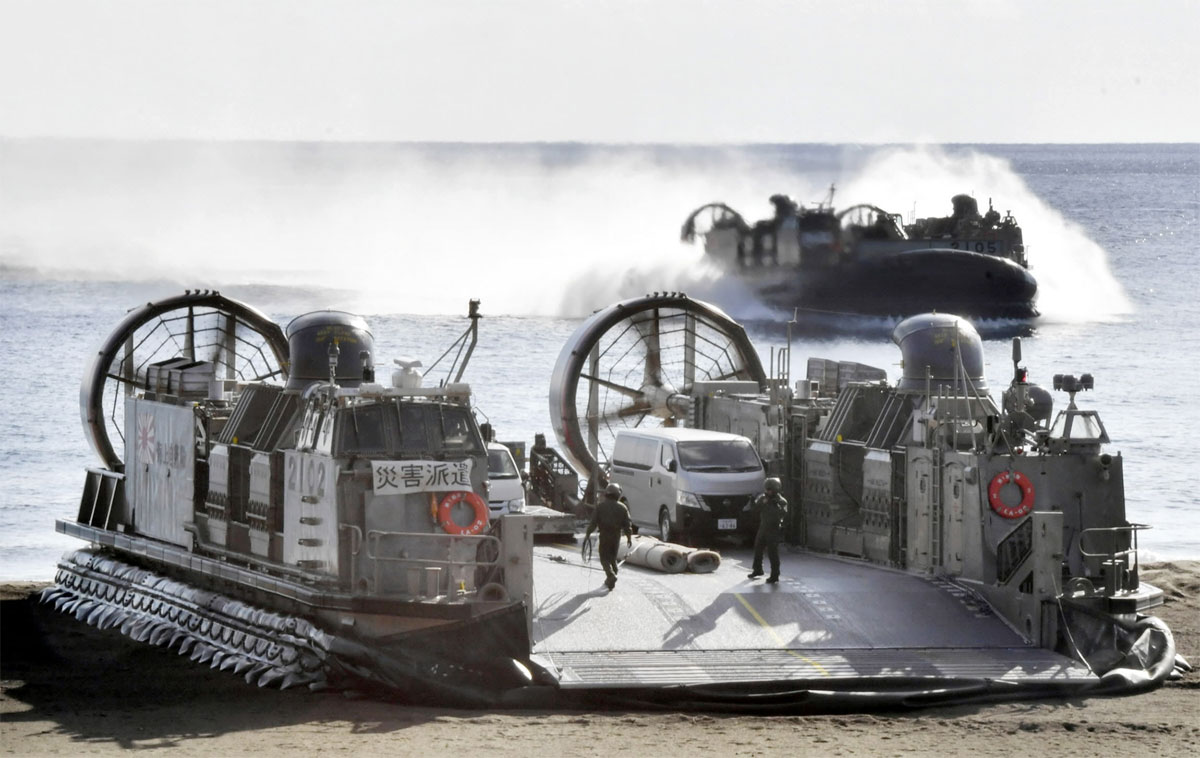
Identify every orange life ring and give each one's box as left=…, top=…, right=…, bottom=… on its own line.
left=436, top=491, right=489, bottom=535
left=988, top=470, right=1035, bottom=518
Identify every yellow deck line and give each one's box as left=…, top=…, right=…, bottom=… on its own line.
left=734, top=593, right=831, bottom=677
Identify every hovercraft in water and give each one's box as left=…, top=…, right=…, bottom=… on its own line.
left=681, top=189, right=1038, bottom=320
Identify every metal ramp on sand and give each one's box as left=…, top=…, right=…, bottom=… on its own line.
left=528, top=541, right=1095, bottom=697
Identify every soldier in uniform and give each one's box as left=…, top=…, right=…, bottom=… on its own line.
left=585, top=483, right=634, bottom=590
left=747, top=477, right=788, bottom=584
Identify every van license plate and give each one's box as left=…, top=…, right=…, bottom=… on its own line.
left=718, top=519, right=737, bottom=530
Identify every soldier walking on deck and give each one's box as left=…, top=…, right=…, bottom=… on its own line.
left=747, top=477, right=788, bottom=584
left=585, top=483, right=634, bottom=590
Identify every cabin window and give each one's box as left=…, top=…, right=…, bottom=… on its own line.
left=397, top=402, right=435, bottom=453
left=335, top=403, right=394, bottom=457
left=395, top=401, right=484, bottom=456
left=1050, top=411, right=1106, bottom=441
left=440, top=406, right=482, bottom=453
left=1073, top=415, right=1105, bottom=440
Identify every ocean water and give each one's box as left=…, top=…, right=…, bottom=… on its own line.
left=1, top=140, right=1197, bottom=580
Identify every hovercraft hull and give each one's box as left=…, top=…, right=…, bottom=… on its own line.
left=743, top=248, right=1039, bottom=320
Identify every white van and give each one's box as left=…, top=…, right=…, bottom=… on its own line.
left=608, top=428, right=765, bottom=545
left=486, top=442, right=526, bottom=518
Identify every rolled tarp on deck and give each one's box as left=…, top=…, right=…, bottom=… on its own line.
left=611, top=536, right=720, bottom=574
left=685, top=549, right=720, bottom=573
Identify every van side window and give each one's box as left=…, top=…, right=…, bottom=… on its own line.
left=660, top=443, right=675, bottom=470
left=612, top=437, right=634, bottom=468
left=612, top=435, right=654, bottom=470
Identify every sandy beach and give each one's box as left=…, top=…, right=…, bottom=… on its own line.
left=3, top=561, right=1197, bottom=756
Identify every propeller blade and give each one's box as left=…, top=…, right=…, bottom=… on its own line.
left=630, top=311, right=663, bottom=388
left=586, top=401, right=651, bottom=424
left=185, top=306, right=195, bottom=361
left=579, top=373, right=643, bottom=400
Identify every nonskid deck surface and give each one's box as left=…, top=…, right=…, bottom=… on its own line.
left=529, top=538, right=1094, bottom=688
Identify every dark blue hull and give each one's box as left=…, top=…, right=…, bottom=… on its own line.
left=743, top=248, right=1039, bottom=320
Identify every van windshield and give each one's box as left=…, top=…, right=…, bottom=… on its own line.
left=487, top=448, right=520, bottom=478
left=677, top=439, right=762, bottom=472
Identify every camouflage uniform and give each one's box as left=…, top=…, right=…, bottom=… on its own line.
left=748, top=490, right=788, bottom=583
left=586, top=493, right=633, bottom=590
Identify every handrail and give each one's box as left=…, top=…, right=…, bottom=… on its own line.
left=339, top=524, right=364, bottom=588
left=1078, top=523, right=1150, bottom=560
left=364, top=530, right=503, bottom=597
left=529, top=445, right=580, bottom=510
left=1078, top=523, right=1151, bottom=595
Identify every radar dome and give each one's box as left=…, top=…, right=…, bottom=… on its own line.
left=284, top=311, right=375, bottom=391
left=893, top=313, right=987, bottom=393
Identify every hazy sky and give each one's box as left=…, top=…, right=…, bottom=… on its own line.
left=2, top=0, right=1197, bottom=143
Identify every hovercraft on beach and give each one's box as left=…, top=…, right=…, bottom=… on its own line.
left=681, top=189, right=1038, bottom=320
left=45, top=291, right=1183, bottom=713
left=528, top=294, right=1182, bottom=710
left=47, top=292, right=538, bottom=703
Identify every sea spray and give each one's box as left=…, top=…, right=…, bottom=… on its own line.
left=836, top=146, right=1133, bottom=322
left=0, top=140, right=1129, bottom=322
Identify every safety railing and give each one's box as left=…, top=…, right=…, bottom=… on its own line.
left=528, top=445, right=580, bottom=512
left=363, top=530, right=504, bottom=600
left=1078, top=523, right=1150, bottom=596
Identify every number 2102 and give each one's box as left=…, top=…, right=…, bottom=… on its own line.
left=286, top=456, right=327, bottom=498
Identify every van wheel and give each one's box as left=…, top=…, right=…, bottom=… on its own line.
left=658, top=508, right=672, bottom=544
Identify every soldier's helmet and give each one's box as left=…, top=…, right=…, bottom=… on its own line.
left=764, top=477, right=782, bottom=493
left=605, top=482, right=623, bottom=498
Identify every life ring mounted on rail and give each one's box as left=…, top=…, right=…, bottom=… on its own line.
left=988, top=470, right=1035, bottom=518
left=435, top=491, right=490, bottom=535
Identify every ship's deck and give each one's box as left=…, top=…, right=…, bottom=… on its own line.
left=528, top=537, right=1094, bottom=690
